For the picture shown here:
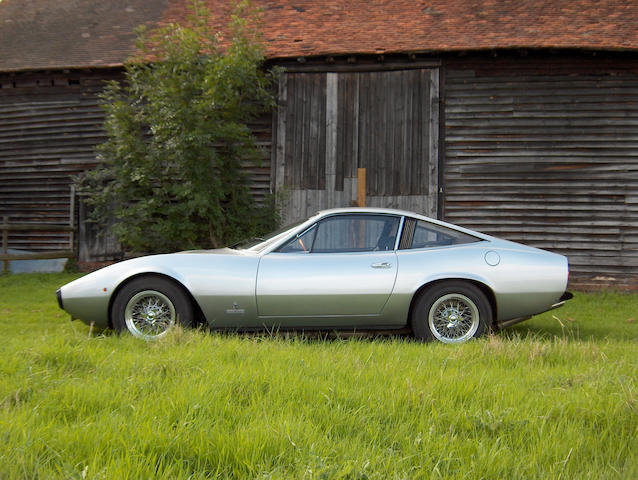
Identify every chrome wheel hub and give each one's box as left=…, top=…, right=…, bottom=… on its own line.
left=124, top=290, right=176, bottom=340
left=428, top=293, right=480, bottom=343
left=446, top=311, right=461, bottom=328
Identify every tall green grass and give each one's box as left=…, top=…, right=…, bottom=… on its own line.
left=1, top=273, right=636, bottom=479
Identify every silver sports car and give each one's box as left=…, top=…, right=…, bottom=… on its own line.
left=57, top=207, right=572, bottom=343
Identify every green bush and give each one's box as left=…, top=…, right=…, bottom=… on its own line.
left=78, top=1, right=279, bottom=253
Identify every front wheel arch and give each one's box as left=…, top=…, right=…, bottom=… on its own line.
left=408, top=279, right=496, bottom=339
left=108, top=273, right=204, bottom=330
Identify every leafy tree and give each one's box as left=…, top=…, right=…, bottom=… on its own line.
left=78, top=0, right=279, bottom=253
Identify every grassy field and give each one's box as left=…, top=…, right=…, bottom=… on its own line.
left=0, top=273, right=637, bottom=479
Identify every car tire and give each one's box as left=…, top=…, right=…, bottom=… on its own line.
left=412, top=281, right=492, bottom=343
left=111, top=276, right=194, bottom=340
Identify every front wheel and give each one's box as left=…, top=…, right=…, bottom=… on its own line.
left=111, top=276, right=194, bottom=340
left=412, top=281, right=492, bottom=343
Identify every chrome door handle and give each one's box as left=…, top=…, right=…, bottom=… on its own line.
left=371, top=262, right=392, bottom=269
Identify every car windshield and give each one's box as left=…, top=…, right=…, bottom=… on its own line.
left=232, top=220, right=306, bottom=253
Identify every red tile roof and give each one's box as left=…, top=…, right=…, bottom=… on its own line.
left=236, top=0, right=638, bottom=57
left=3, top=0, right=638, bottom=72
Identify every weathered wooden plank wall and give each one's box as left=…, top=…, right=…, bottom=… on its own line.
left=274, top=68, right=439, bottom=224
left=0, top=69, right=272, bottom=261
left=443, top=54, right=638, bottom=287
left=0, top=70, right=115, bottom=258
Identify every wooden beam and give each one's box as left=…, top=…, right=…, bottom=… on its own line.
left=282, top=60, right=441, bottom=73
left=357, top=168, right=366, bottom=207
left=0, top=224, right=75, bottom=232
left=0, top=250, right=75, bottom=261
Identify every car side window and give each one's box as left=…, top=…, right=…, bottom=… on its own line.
left=311, top=214, right=400, bottom=253
left=278, top=214, right=400, bottom=253
left=401, top=219, right=479, bottom=249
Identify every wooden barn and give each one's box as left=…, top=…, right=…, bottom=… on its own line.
left=1, top=0, right=637, bottom=288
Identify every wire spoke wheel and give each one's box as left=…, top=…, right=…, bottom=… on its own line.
left=124, top=290, right=176, bottom=339
left=427, top=293, right=480, bottom=343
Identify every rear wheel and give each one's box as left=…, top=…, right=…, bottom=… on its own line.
left=111, top=276, right=194, bottom=340
left=412, top=281, right=492, bottom=343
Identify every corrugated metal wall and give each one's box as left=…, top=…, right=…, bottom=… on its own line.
left=443, top=55, right=638, bottom=287
left=0, top=70, right=272, bottom=260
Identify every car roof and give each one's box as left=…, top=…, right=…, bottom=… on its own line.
left=314, top=206, right=432, bottom=220
left=255, top=206, right=495, bottom=254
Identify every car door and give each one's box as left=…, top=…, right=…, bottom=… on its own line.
left=256, top=214, right=400, bottom=326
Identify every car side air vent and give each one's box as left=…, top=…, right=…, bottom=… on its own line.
left=399, top=218, right=416, bottom=249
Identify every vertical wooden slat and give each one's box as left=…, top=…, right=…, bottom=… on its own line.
left=68, top=185, right=75, bottom=252
left=274, top=73, right=287, bottom=193
left=283, top=74, right=295, bottom=188
left=2, top=216, right=8, bottom=274
left=379, top=71, right=388, bottom=196
left=394, top=71, right=403, bottom=195
left=325, top=73, right=339, bottom=194
left=352, top=73, right=360, bottom=183
left=305, top=74, right=316, bottom=189
left=414, top=70, right=424, bottom=197
left=317, top=74, right=327, bottom=191
left=427, top=68, right=440, bottom=217
left=401, top=71, right=411, bottom=196
left=298, top=74, right=308, bottom=189
left=335, top=74, right=346, bottom=192
left=359, top=72, right=370, bottom=182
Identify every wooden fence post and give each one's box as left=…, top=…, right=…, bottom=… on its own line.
left=2, top=216, right=8, bottom=274
left=69, top=186, right=75, bottom=254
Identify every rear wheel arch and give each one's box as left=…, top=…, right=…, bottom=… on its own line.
left=408, top=279, right=496, bottom=339
left=108, top=273, right=205, bottom=330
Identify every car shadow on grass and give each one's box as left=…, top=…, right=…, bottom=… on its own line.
left=89, top=319, right=635, bottom=344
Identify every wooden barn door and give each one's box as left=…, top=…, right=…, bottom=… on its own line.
left=273, top=68, right=440, bottom=224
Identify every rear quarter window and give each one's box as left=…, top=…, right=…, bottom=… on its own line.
left=400, top=219, right=480, bottom=249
